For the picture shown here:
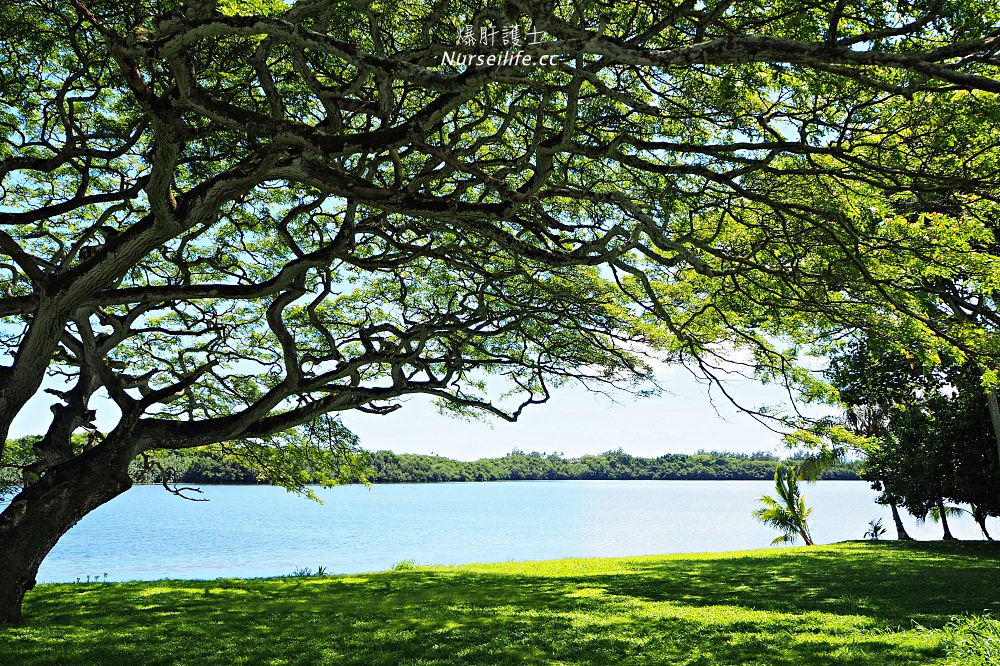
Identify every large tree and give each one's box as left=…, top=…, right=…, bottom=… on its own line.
left=827, top=336, right=1000, bottom=538
left=2, top=0, right=1000, bottom=623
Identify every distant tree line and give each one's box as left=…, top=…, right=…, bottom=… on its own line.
left=366, top=449, right=860, bottom=483
left=2, top=441, right=859, bottom=488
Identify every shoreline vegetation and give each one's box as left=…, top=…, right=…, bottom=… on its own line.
left=3, top=542, right=998, bottom=665
left=2, top=438, right=861, bottom=489
left=131, top=448, right=862, bottom=486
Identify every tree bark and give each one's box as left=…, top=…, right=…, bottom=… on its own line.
left=986, top=387, right=1000, bottom=498
left=937, top=498, right=956, bottom=541
left=888, top=498, right=912, bottom=540
left=972, top=505, right=993, bottom=540
left=0, top=447, right=133, bottom=624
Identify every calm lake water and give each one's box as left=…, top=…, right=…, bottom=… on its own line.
left=34, top=480, right=995, bottom=583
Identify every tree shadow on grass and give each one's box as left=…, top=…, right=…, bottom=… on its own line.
left=4, top=541, right=998, bottom=665
left=603, top=541, right=1000, bottom=624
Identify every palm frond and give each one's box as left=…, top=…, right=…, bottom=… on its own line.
left=771, top=533, right=800, bottom=545
left=926, top=504, right=968, bottom=523
left=752, top=464, right=815, bottom=546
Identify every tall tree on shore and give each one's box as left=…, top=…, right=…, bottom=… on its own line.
left=827, top=337, right=1000, bottom=539
left=2, top=0, right=1000, bottom=623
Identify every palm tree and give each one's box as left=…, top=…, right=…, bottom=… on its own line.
left=916, top=500, right=966, bottom=540
left=753, top=464, right=815, bottom=546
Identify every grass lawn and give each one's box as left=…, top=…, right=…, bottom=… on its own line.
left=2, top=541, right=998, bottom=665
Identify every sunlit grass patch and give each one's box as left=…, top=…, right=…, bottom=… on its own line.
left=2, top=541, right=998, bottom=665
left=928, top=613, right=1000, bottom=665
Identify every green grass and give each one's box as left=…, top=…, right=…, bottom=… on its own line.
left=928, top=613, right=1000, bottom=665
left=3, top=541, right=999, bottom=665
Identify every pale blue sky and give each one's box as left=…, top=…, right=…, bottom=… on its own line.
left=10, top=365, right=814, bottom=460
left=339, top=368, right=806, bottom=460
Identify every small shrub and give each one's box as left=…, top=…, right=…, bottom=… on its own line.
left=392, top=559, right=416, bottom=571
left=864, top=518, right=886, bottom=540
left=290, top=567, right=313, bottom=577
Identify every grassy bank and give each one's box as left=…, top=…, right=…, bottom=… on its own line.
left=3, top=541, right=999, bottom=665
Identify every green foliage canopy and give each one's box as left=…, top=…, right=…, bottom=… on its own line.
left=2, top=0, right=1000, bottom=623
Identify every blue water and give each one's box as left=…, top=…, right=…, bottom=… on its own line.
left=34, top=480, right=995, bottom=583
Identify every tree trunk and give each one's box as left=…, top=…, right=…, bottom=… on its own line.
left=937, top=498, right=956, bottom=541
left=985, top=387, right=1000, bottom=485
left=977, top=516, right=993, bottom=541
left=889, top=499, right=912, bottom=540
left=0, top=448, right=133, bottom=624
left=972, top=505, right=993, bottom=541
